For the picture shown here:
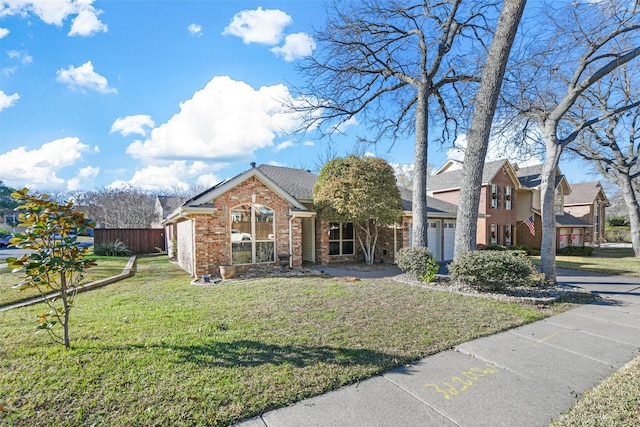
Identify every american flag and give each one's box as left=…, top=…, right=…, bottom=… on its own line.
left=524, top=215, right=535, bottom=236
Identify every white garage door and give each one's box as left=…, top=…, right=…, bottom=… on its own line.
left=443, top=221, right=456, bottom=261
left=428, top=221, right=442, bottom=261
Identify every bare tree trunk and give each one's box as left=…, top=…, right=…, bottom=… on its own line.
left=454, top=0, right=527, bottom=258
left=540, top=135, right=562, bottom=281
left=60, top=272, right=71, bottom=349
left=412, top=87, right=429, bottom=248
left=619, top=175, right=640, bottom=256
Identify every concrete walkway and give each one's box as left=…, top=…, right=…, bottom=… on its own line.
left=236, top=269, right=640, bottom=427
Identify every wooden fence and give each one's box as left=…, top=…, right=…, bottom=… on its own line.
left=94, top=228, right=166, bottom=254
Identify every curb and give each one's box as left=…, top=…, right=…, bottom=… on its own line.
left=0, top=256, right=137, bottom=312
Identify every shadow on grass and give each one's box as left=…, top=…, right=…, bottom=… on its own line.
left=106, top=339, right=401, bottom=369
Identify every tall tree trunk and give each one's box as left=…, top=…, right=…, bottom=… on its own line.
left=619, top=174, right=640, bottom=256
left=454, top=0, right=527, bottom=258
left=412, top=86, right=429, bottom=248
left=540, top=134, right=562, bottom=281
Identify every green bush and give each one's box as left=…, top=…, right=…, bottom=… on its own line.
left=448, top=250, right=537, bottom=292
left=511, top=245, right=541, bottom=256
left=556, top=246, right=594, bottom=256
left=93, top=240, right=131, bottom=256
left=607, top=216, right=630, bottom=226
left=396, top=247, right=439, bottom=283
left=479, top=244, right=508, bottom=251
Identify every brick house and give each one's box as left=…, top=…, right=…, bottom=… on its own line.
left=427, top=159, right=520, bottom=247
left=164, top=164, right=458, bottom=277
left=514, top=164, right=592, bottom=249
left=563, top=181, right=610, bottom=245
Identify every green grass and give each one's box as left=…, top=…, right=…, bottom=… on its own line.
left=530, top=247, right=640, bottom=277
left=0, top=256, right=567, bottom=426
left=0, top=256, right=130, bottom=307
left=551, top=354, right=640, bottom=426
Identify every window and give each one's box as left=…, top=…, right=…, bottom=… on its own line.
left=491, top=185, right=499, bottom=209
left=504, top=187, right=513, bottom=210
left=594, top=201, right=600, bottom=237
left=329, top=222, right=354, bottom=256
left=490, top=224, right=498, bottom=244
left=504, top=224, right=512, bottom=246
left=555, top=188, right=564, bottom=214
left=230, top=204, right=275, bottom=264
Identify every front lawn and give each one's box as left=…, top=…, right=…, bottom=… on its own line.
left=0, top=256, right=568, bottom=426
left=531, top=247, right=640, bottom=277
left=0, top=256, right=130, bottom=307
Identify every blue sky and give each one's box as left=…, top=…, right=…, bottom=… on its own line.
left=0, top=0, right=597, bottom=193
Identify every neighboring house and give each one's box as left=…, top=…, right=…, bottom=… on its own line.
left=514, top=164, right=591, bottom=249
left=152, top=196, right=185, bottom=229
left=427, top=159, right=521, bottom=247
left=563, top=181, right=610, bottom=245
left=164, top=164, right=458, bottom=278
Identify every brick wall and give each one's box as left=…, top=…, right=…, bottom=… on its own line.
left=188, top=176, right=302, bottom=277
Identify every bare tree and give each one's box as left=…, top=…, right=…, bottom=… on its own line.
left=74, top=186, right=158, bottom=228
left=454, top=0, right=528, bottom=258
left=508, top=0, right=640, bottom=280
left=567, top=65, right=640, bottom=255
left=292, top=0, right=496, bottom=248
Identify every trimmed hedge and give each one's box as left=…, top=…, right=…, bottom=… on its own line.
left=396, top=247, right=439, bottom=283
left=448, top=250, right=537, bottom=292
left=556, top=246, right=594, bottom=256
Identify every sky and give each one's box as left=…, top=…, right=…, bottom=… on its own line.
left=0, top=0, right=599, bottom=194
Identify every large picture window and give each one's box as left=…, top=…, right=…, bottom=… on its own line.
left=329, top=222, right=354, bottom=256
left=230, top=204, right=275, bottom=264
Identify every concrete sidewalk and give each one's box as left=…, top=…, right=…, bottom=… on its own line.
left=236, top=270, right=640, bottom=427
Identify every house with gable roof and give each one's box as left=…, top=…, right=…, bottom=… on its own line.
left=563, top=181, right=610, bottom=245
left=514, top=164, right=592, bottom=249
left=427, top=159, right=521, bottom=247
left=164, top=163, right=459, bottom=278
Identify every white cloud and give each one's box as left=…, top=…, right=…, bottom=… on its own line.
left=303, top=140, right=314, bottom=146
left=0, top=90, right=20, bottom=111
left=332, top=116, right=359, bottom=133
left=196, top=173, right=219, bottom=189
left=7, top=50, right=32, bottom=64
left=111, top=115, right=155, bottom=136
left=222, top=7, right=291, bottom=45
left=271, top=32, right=315, bottom=61
left=0, top=27, right=9, bottom=38
left=126, top=76, right=305, bottom=162
left=187, top=23, right=202, bottom=36
left=274, top=140, right=296, bottom=152
left=56, top=61, right=117, bottom=94
left=0, top=0, right=107, bottom=37
left=69, top=7, right=108, bottom=36
left=107, top=161, right=216, bottom=192
left=67, top=165, right=100, bottom=191
left=0, top=137, right=91, bottom=190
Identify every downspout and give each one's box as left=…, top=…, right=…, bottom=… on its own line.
left=393, top=224, right=398, bottom=263
left=289, top=213, right=293, bottom=268
left=191, top=217, right=197, bottom=278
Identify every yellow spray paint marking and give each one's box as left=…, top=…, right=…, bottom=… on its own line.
left=537, top=333, right=558, bottom=343
left=424, top=364, right=499, bottom=400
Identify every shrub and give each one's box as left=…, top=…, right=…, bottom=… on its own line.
left=448, top=250, right=537, bottom=292
left=511, top=245, right=541, bottom=256
left=556, top=246, right=594, bottom=256
left=94, top=240, right=131, bottom=256
left=479, top=244, right=508, bottom=251
left=396, top=247, right=439, bottom=283
left=607, top=216, right=630, bottom=226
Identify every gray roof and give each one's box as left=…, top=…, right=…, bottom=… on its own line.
left=258, top=165, right=318, bottom=200
left=427, top=160, right=507, bottom=192
left=556, top=212, right=591, bottom=227
left=399, top=187, right=458, bottom=215
left=516, top=164, right=564, bottom=189
left=564, top=181, right=609, bottom=206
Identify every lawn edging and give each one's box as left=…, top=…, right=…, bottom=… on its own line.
left=0, top=255, right=137, bottom=312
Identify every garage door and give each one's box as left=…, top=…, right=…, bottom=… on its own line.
left=559, top=228, right=571, bottom=249
left=428, top=221, right=442, bottom=261
left=443, top=221, right=456, bottom=261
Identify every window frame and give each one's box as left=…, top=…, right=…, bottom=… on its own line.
left=328, top=221, right=355, bottom=256
left=230, top=203, right=275, bottom=265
